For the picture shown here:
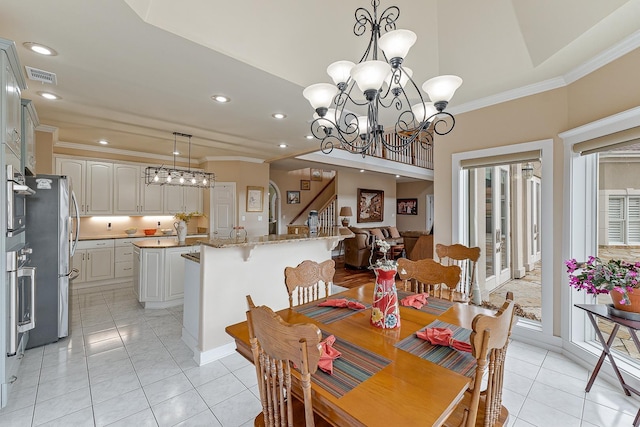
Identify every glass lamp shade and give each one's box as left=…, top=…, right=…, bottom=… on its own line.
left=327, top=61, right=355, bottom=86
left=385, top=67, right=413, bottom=90
left=313, top=108, right=341, bottom=129
left=379, top=29, right=417, bottom=61
left=350, top=60, right=391, bottom=93
left=350, top=116, right=369, bottom=135
left=422, top=75, right=463, bottom=103
left=303, top=83, right=338, bottom=110
left=411, top=101, right=438, bottom=124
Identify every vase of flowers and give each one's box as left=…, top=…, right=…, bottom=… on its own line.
left=566, top=256, right=640, bottom=312
left=370, top=239, right=400, bottom=329
left=173, top=211, right=202, bottom=242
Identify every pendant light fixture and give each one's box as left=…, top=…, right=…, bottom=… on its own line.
left=303, top=0, right=462, bottom=157
left=144, top=132, right=215, bottom=188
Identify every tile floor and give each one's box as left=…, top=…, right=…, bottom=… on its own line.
left=0, top=283, right=638, bottom=426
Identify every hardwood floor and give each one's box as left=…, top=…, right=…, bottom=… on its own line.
left=332, top=255, right=375, bottom=289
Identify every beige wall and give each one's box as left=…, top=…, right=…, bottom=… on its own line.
left=35, top=130, right=54, bottom=174
left=269, top=168, right=334, bottom=226
left=396, top=180, right=433, bottom=231
left=434, top=47, right=640, bottom=337
left=336, top=169, right=397, bottom=228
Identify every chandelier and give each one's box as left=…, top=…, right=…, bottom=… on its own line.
left=144, top=132, right=215, bottom=188
left=303, top=0, right=462, bottom=157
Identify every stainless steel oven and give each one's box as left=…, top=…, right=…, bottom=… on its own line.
left=6, top=165, right=35, bottom=237
left=6, top=245, right=36, bottom=356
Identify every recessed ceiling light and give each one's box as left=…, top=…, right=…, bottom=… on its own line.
left=272, top=113, right=286, bottom=119
left=211, top=95, right=230, bottom=103
left=173, top=151, right=180, bottom=155
left=279, top=143, right=288, bottom=148
left=98, top=140, right=108, bottom=145
left=395, top=174, right=400, bottom=178
left=360, top=169, right=365, bottom=173
left=305, top=135, right=314, bottom=140
left=38, top=91, right=60, bottom=100
left=23, top=42, right=57, bottom=56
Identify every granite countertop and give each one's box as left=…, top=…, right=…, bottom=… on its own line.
left=79, top=233, right=208, bottom=241
left=133, top=237, right=204, bottom=248
left=200, top=227, right=353, bottom=249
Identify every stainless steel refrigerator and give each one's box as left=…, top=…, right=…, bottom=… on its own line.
left=24, top=175, right=79, bottom=347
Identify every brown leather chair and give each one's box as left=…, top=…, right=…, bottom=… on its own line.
left=343, top=228, right=374, bottom=268
left=399, top=231, right=433, bottom=260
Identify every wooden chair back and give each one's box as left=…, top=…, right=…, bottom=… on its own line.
left=246, top=296, right=322, bottom=427
left=436, top=243, right=481, bottom=303
left=285, top=259, right=335, bottom=308
left=397, top=258, right=461, bottom=300
left=446, top=294, right=515, bottom=427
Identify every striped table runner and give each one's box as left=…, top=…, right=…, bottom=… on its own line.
left=395, top=319, right=476, bottom=377
left=313, top=332, right=391, bottom=398
left=397, top=290, right=455, bottom=316
left=293, top=298, right=370, bottom=324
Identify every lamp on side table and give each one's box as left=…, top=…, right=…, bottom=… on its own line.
left=339, top=206, right=353, bottom=227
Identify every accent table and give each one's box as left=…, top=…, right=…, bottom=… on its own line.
left=574, top=304, right=640, bottom=427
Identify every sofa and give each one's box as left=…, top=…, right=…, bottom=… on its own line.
left=344, top=226, right=404, bottom=268
left=399, top=230, right=434, bottom=261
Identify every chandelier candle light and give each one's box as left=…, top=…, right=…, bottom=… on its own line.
left=303, top=0, right=462, bottom=157
left=144, top=132, right=215, bottom=188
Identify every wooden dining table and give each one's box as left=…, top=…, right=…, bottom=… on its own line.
left=225, top=282, right=497, bottom=427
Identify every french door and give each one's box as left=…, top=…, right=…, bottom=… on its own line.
left=485, top=166, right=511, bottom=292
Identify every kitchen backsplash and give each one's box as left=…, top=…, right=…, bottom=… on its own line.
left=79, top=215, right=207, bottom=237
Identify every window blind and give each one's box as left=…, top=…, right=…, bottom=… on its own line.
left=572, top=127, right=640, bottom=155
left=459, top=150, right=541, bottom=170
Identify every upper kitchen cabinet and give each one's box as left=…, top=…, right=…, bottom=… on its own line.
left=21, top=99, right=39, bottom=176
left=113, top=163, right=163, bottom=215
left=164, top=185, right=203, bottom=215
left=55, top=158, right=113, bottom=215
left=1, top=38, right=26, bottom=161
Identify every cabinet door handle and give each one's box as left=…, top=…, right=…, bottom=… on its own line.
left=96, top=243, right=106, bottom=246
left=123, top=267, right=132, bottom=271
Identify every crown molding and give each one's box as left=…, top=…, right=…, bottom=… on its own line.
left=36, top=124, right=58, bottom=133
left=55, top=140, right=192, bottom=164
left=201, top=156, right=265, bottom=163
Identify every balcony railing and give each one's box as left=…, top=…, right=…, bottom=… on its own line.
left=339, top=133, right=434, bottom=169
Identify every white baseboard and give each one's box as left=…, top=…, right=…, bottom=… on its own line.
left=193, top=343, right=237, bottom=366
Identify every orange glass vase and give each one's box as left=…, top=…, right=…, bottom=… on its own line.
left=610, top=289, right=640, bottom=312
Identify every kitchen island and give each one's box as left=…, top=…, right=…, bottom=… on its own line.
left=132, top=237, right=201, bottom=308
left=183, top=228, right=352, bottom=365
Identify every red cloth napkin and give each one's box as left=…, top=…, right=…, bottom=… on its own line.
left=318, top=335, right=341, bottom=374
left=400, top=293, right=429, bottom=309
left=318, top=298, right=365, bottom=310
left=416, top=327, right=472, bottom=353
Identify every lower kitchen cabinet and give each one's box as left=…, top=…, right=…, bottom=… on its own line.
left=72, top=239, right=115, bottom=284
left=133, top=244, right=200, bottom=308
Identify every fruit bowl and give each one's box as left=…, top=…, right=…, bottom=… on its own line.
left=143, top=229, right=157, bottom=236
left=124, top=228, right=137, bottom=235
left=160, top=229, right=173, bottom=235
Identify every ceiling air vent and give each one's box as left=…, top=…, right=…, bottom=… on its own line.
left=25, top=66, right=57, bottom=85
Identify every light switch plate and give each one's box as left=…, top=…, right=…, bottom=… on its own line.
left=258, top=216, right=262, bottom=221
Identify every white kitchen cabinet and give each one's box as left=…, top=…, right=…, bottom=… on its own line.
left=21, top=99, right=38, bottom=175
left=113, top=163, right=140, bottom=214
left=140, top=180, right=164, bottom=214
left=72, top=239, right=115, bottom=284
left=133, top=244, right=200, bottom=308
left=164, top=185, right=203, bottom=214
left=55, top=159, right=113, bottom=215
left=115, top=238, right=135, bottom=278
left=3, top=52, right=22, bottom=158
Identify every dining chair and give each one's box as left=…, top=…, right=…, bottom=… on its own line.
left=436, top=243, right=481, bottom=303
left=397, top=257, right=461, bottom=300
left=284, top=259, right=335, bottom=308
left=246, top=295, right=330, bottom=427
left=444, top=293, right=516, bottom=427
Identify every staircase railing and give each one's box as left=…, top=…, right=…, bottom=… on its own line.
left=318, top=196, right=337, bottom=231
left=289, top=177, right=336, bottom=225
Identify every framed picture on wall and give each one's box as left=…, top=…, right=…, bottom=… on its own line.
left=246, top=186, right=264, bottom=212
left=357, top=188, right=384, bottom=223
left=287, top=191, right=300, bottom=204
left=397, top=198, right=418, bottom=215
left=310, top=169, right=323, bottom=181
left=300, top=180, right=310, bottom=190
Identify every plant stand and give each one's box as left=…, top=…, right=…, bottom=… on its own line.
left=575, top=303, right=640, bottom=427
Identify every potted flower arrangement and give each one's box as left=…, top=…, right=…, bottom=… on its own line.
left=566, top=256, right=640, bottom=312
left=173, top=211, right=203, bottom=242
left=173, top=211, right=203, bottom=223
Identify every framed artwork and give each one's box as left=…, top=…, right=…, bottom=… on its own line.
left=246, top=186, right=264, bottom=212
left=300, top=180, right=310, bottom=190
left=357, top=188, right=384, bottom=223
left=397, top=198, right=418, bottom=215
left=310, top=168, right=323, bottom=181
left=287, top=191, right=300, bottom=204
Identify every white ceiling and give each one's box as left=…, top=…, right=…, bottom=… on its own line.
left=1, top=0, right=640, bottom=167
